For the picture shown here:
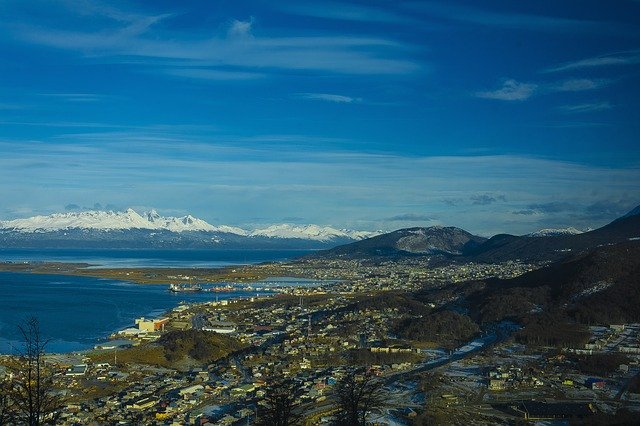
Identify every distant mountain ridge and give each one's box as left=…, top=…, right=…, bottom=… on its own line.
left=0, top=209, right=380, bottom=249
left=0, top=209, right=223, bottom=233
left=2, top=204, right=638, bottom=255
left=465, top=205, right=640, bottom=263
left=527, top=227, right=584, bottom=237
left=618, top=204, right=640, bottom=221
left=312, top=204, right=640, bottom=263
left=313, top=226, right=487, bottom=259
left=0, top=209, right=378, bottom=241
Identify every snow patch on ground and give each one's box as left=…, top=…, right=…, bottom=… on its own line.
left=528, top=227, right=583, bottom=237
left=572, top=281, right=615, bottom=301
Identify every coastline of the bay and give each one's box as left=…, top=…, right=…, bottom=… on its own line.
left=0, top=248, right=321, bottom=355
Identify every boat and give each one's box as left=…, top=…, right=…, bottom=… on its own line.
left=169, top=283, right=203, bottom=293
left=208, top=285, right=234, bottom=292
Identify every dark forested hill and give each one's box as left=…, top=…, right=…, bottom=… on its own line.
left=465, top=211, right=640, bottom=263
left=463, top=240, right=640, bottom=325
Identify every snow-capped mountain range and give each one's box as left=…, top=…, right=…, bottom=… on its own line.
left=251, top=224, right=375, bottom=241
left=0, top=209, right=378, bottom=242
left=527, top=227, right=584, bottom=237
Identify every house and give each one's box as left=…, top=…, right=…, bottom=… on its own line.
left=202, top=321, right=236, bottom=334
left=65, top=364, right=88, bottom=376
left=179, top=384, right=204, bottom=399
left=128, top=397, right=158, bottom=410
left=231, top=384, right=256, bottom=397
left=488, top=379, right=506, bottom=391
left=135, top=317, right=169, bottom=332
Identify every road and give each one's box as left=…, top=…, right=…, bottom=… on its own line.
left=384, top=321, right=519, bottom=385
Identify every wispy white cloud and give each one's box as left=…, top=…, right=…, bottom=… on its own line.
left=404, top=2, right=610, bottom=33
left=475, top=79, right=537, bottom=101
left=476, top=77, right=609, bottom=102
left=551, top=78, right=609, bottom=92
left=57, top=0, right=149, bottom=23
left=557, top=102, right=614, bottom=114
left=164, top=68, right=264, bottom=81
left=7, top=2, right=419, bottom=76
left=384, top=213, right=437, bottom=222
left=544, top=50, right=640, bottom=73
left=295, top=93, right=362, bottom=103
left=1, top=131, right=638, bottom=234
left=227, top=19, right=254, bottom=39
left=37, top=93, right=107, bottom=102
left=280, top=2, right=420, bottom=25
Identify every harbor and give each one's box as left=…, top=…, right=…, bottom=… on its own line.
left=0, top=268, right=332, bottom=354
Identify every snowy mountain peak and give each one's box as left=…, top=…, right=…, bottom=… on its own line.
left=249, top=223, right=379, bottom=242
left=527, top=227, right=584, bottom=237
left=161, top=214, right=217, bottom=233
left=146, top=209, right=161, bottom=222
left=0, top=209, right=215, bottom=233
left=0, top=210, right=376, bottom=241
left=0, top=210, right=153, bottom=232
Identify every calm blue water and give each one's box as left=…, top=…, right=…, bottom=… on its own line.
left=0, top=248, right=318, bottom=354
left=0, top=272, right=278, bottom=354
left=0, top=248, right=312, bottom=268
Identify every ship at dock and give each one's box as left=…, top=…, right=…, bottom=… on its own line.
left=207, top=284, right=235, bottom=292
left=169, top=283, right=202, bottom=293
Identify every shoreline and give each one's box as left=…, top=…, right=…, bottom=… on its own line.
left=0, top=259, right=303, bottom=285
left=0, top=286, right=275, bottom=357
left=0, top=265, right=330, bottom=356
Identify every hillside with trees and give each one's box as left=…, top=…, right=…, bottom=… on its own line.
left=393, top=310, right=480, bottom=349
left=408, top=240, right=640, bottom=348
left=91, top=330, right=245, bottom=368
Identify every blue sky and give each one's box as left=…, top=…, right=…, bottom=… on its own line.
left=0, top=0, right=639, bottom=235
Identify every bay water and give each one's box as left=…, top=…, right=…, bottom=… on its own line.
left=0, top=249, right=313, bottom=353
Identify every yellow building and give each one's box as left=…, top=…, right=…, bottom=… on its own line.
left=135, top=317, right=169, bottom=332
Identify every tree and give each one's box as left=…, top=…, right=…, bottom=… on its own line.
left=257, top=377, right=302, bottom=426
left=333, top=369, right=385, bottom=426
left=9, top=316, right=62, bottom=425
left=0, top=380, right=14, bottom=426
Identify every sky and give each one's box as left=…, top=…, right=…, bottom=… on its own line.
left=0, top=0, right=639, bottom=236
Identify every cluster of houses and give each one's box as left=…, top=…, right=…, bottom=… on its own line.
left=487, top=366, right=544, bottom=391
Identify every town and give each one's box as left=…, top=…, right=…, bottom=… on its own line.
left=2, top=257, right=639, bottom=425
